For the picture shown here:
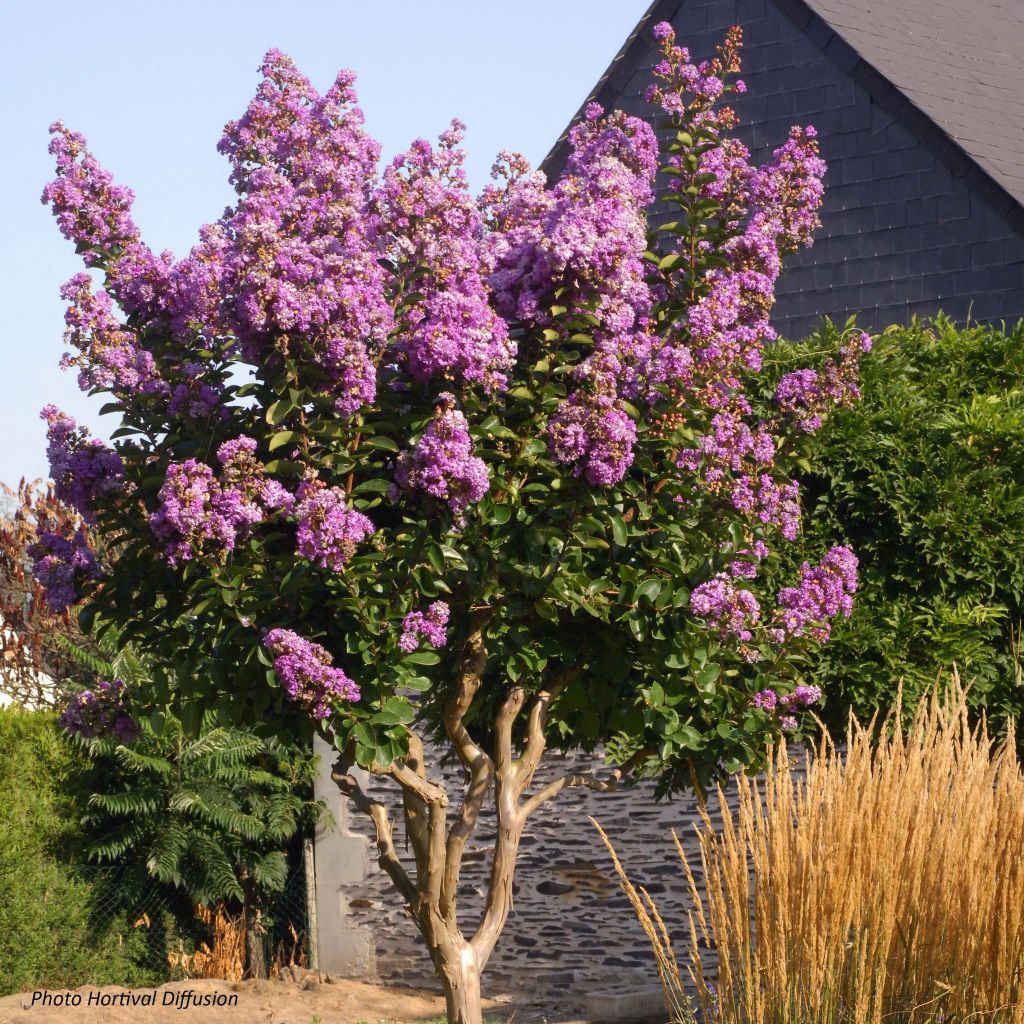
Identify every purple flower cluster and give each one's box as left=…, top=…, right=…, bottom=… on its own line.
left=393, top=394, right=489, bottom=521
left=484, top=108, right=658, bottom=481
left=59, top=274, right=160, bottom=397
left=42, top=122, right=140, bottom=260
left=149, top=436, right=292, bottom=565
left=58, top=679, right=140, bottom=742
left=294, top=481, right=375, bottom=572
left=725, top=538, right=770, bottom=579
left=28, top=528, right=99, bottom=613
left=217, top=52, right=392, bottom=416
left=645, top=22, right=743, bottom=120
left=41, top=405, right=123, bottom=523
left=263, top=628, right=360, bottom=719
left=677, top=408, right=801, bottom=539
left=547, top=387, right=638, bottom=486
left=753, top=683, right=822, bottom=731
left=749, top=126, right=828, bottom=256
left=775, top=333, right=872, bottom=432
left=41, top=124, right=229, bottom=415
left=398, top=601, right=450, bottom=653
left=690, top=573, right=761, bottom=642
left=773, top=546, right=858, bottom=642
left=487, top=108, right=656, bottom=328
left=380, top=121, right=514, bottom=393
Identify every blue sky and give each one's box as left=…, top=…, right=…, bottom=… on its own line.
left=0, top=0, right=648, bottom=488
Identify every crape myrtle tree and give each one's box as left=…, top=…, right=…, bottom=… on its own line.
left=38, top=23, right=864, bottom=1023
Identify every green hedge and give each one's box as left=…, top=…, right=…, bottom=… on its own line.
left=766, top=316, right=1024, bottom=732
left=0, top=706, right=173, bottom=993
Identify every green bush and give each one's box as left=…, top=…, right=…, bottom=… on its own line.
left=764, top=316, right=1024, bottom=732
left=0, top=706, right=173, bottom=993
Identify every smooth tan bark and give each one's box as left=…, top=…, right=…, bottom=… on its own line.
left=326, top=634, right=646, bottom=1024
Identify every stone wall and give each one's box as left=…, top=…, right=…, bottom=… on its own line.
left=312, top=736, right=803, bottom=1018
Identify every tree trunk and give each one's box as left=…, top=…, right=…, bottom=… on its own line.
left=326, top=657, right=605, bottom=1024
left=241, top=894, right=268, bottom=979
left=246, top=919, right=268, bottom=979
left=429, top=928, right=484, bottom=1024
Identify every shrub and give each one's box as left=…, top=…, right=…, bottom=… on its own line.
left=83, top=714, right=324, bottom=979
left=598, top=675, right=1024, bottom=1023
left=0, top=706, right=172, bottom=992
left=763, top=316, right=1024, bottom=734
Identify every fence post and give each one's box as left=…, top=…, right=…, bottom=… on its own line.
left=303, top=836, right=319, bottom=972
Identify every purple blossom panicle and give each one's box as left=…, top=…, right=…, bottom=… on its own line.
left=380, top=121, right=515, bottom=393
left=690, top=573, right=761, bottom=642
left=394, top=394, right=489, bottom=521
left=217, top=51, right=393, bottom=416
left=775, top=333, right=871, bottom=432
left=149, top=437, right=292, bottom=565
left=58, top=679, right=140, bottom=742
left=399, top=601, right=450, bottom=653
left=547, top=388, right=637, bottom=486
left=42, top=122, right=140, bottom=262
left=59, top=274, right=161, bottom=397
left=294, top=482, right=375, bottom=572
left=263, top=628, right=360, bottom=720
left=41, top=406, right=123, bottom=523
left=775, top=546, right=858, bottom=642
left=676, top=408, right=801, bottom=539
left=29, top=528, right=99, bottom=613
left=781, top=683, right=823, bottom=707
left=148, top=460, right=225, bottom=565
left=753, top=684, right=821, bottom=722
left=487, top=108, right=656, bottom=327
left=726, top=538, right=769, bottom=579
left=484, top=108, right=658, bottom=438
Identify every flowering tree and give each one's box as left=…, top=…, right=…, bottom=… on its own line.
left=37, top=24, right=865, bottom=1023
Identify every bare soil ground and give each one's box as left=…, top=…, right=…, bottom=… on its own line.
left=0, top=977, right=519, bottom=1024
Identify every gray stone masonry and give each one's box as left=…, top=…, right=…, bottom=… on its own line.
left=312, top=736, right=808, bottom=1020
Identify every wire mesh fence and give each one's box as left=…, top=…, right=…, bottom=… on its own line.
left=54, top=860, right=313, bottom=985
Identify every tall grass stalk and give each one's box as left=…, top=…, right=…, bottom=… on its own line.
left=596, top=676, right=1024, bottom=1023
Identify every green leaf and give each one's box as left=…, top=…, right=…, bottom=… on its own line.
left=266, top=399, right=292, bottom=426
left=405, top=650, right=440, bottom=666
left=610, top=516, right=628, bottom=547
left=364, top=436, right=399, bottom=452
left=268, top=430, right=300, bottom=452
left=353, top=478, right=391, bottom=494
left=636, top=579, right=663, bottom=604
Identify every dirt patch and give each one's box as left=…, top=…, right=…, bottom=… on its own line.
left=0, top=977, right=516, bottom=1024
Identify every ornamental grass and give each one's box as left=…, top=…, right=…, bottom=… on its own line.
left=596, top=674, right=1024, bottom=1023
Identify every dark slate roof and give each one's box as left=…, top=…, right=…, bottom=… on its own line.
left=799, top=0, right=1024, bottom=207
left=543, top=0, right=1024, bottom=214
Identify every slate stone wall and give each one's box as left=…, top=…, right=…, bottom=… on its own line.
left=313, top=737, right=807, bottom=1019
left=543, top=0, right=1024, bottom=339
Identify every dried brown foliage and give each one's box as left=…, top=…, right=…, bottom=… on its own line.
left=167, top=904, right=246, bottom=982
left=0, top=480, right=95, bottom=706
left=597, top=674, right=1024, bottom=1024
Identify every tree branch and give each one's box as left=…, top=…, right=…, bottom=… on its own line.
left=514, top=667, right=579, bottom=797
left=494, top=684, right=527, bottom=780
left=331, top=760, right=417, bottom=905
left=520, top=748, right=650, bottom=818
left=441, top=617, right=495, bottom=920
left=400, top=731, right=432, bottom=883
